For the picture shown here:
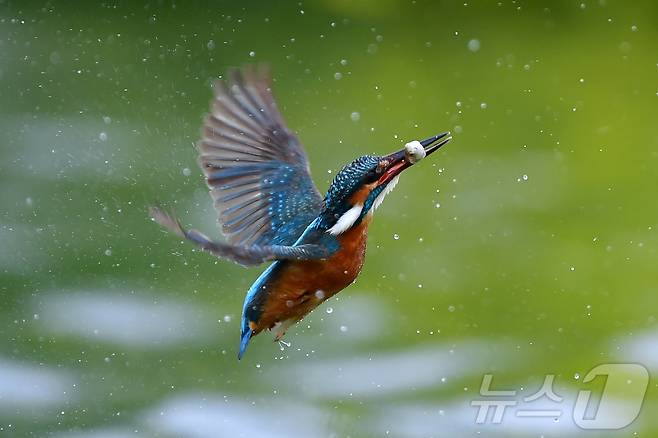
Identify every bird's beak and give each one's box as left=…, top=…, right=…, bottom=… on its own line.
left=377, top=132, right=452, bottom=185
left=419, top=131, right=452, bottom=156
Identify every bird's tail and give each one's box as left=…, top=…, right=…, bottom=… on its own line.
left=238, top=327, right=253, bottom=360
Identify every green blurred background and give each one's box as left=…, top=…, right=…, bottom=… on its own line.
left=1, top=1, right=657, bottom=436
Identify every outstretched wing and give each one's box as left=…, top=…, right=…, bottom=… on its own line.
left=150, top=207, right=338, bottom=267
left=198, top=65, right=323, bottom=247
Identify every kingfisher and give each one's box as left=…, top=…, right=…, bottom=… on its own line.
left=150, top=65, right=451, bottom=359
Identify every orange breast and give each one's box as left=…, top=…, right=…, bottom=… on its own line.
left=254, top=217, right=371, bottom=333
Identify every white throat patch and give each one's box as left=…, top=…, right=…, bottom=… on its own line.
left=327, top=203, right=363, bottom=235
left=371, top=175, right=400, bottom=213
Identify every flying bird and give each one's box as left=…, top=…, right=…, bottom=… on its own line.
left=150, top=66, right=451, bottom=359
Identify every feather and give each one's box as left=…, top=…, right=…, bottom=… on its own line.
left=372, top=175, right=400, bottom=212
left=327, top=204, right=363, bottom=235
left=195, top=66, right=323, bottom=247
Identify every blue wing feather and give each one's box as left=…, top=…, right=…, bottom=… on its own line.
left=198, top=65, right=323, bottom=247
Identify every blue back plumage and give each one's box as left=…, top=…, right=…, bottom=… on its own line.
left=239, top=260, right=279, bottom=359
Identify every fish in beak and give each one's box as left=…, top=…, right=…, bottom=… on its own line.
left=377, top=132, right=452, bottom=185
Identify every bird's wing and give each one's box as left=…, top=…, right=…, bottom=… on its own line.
left=150, top=207, right=338, bottom=267
left=197, top=65, right=323, bottom=247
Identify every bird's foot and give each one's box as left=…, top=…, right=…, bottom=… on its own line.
left=277, top=339, right=291, bottom=351
left=273, top=328, right=286, bottom=342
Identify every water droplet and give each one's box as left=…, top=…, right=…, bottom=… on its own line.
left=334, top=72, right=343, bottom=80
left=393, top=233, right=400, bottom=240
left=448, top=305, right=456, bottom=312
left=182, top=167, right=191, bottom=176
left=574, top=373, right=580, bottom=380
left=223, top=315, right=232, bottom=322
left=104, top=249, right=112, bottom=256
left=99, top=132, right=108, bottom=141
left=350, top=111, right=360, bottom=122
left=207, top=39, right=215, bottom=50
left=480, top=102, right=488, bottom=109
left=326, top=307, right=333, bottom=314
left=339, top=325, right=348, bottom=332
left=570, top=266, right=575, bottom=271
left=249, top=51, right=256, bottom=57
left=103, top=116, right=112, bottom=124
left=467, top=39, right=481, bottom=52
left=340, top=59, right=348, bottom=66
left=314, top=290, right=325, bottom=300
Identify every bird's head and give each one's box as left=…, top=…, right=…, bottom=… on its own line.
left=322, top=132, right=451, bottom=235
